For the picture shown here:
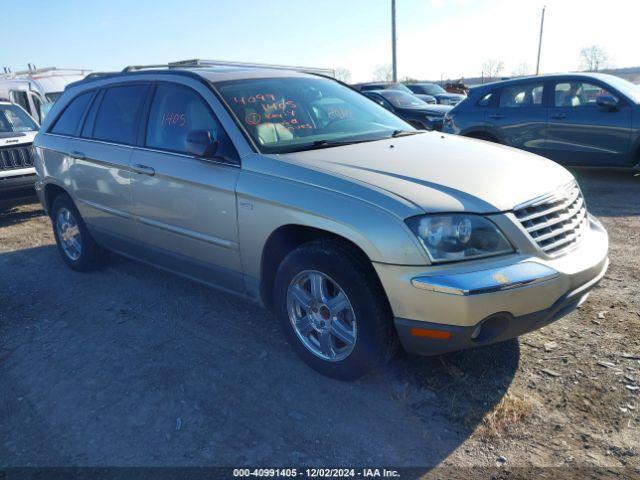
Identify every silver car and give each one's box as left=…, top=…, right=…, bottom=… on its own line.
left=33, top=64, right=609, bottom=379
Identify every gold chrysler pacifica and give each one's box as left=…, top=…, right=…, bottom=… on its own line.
left=33, top=62, right=609, bottom=379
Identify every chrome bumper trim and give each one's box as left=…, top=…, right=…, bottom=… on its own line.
left=411, top=261, right=559, bottom=296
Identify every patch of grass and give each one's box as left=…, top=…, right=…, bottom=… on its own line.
left=474, top=393, right=533, bottom=440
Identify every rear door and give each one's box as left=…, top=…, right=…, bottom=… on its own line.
left=68, top=83, right=149, bottom=249
left=129, top=80, right=243, bottom=292
left=545, top=79, right=632, bottom=166
left=485, top=81, right=547, bottom=156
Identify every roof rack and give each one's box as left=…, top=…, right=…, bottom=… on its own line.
left=122, top=59, right=335, bottom=77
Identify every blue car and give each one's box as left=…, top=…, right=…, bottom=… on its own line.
left=442, top=73, right=640, bottom=168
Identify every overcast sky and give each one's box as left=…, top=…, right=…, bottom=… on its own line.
left=6, top=0, right=639, bottom=82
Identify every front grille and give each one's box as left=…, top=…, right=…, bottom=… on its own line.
left=514, top=181, right=589, bottom=256
left=0, top=144, right=34, bottom=171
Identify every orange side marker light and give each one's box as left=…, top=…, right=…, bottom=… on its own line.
left=409, top=328, right=452, bottom=340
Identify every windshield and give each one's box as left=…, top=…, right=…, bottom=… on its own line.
left=378, top=90, right=429, bottom=109
left=421, top=84, right=447, bottom=95
left=0, top=104, right=38, bottom=133
left=216, top=77, right=413, bottom=153
left=603, top=75, right=640, bottom=104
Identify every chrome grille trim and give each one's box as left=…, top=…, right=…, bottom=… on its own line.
left=0, top=144, right=34, bottom=171
left=514, top=181, right=589, bottom=257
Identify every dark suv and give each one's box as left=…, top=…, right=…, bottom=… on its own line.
left=442, top=73, right=640, bottom=168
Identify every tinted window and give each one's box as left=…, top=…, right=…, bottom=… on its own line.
left=499, top=82, right=543, bottom=108
left=11, top=91, right=30, bottom=112
left=554, top=82, right=616, bottom=107
left=51, top=91, right=93, bottom=136
left=93, top=85, right=147, bottom=144
left=146, top=84, right=219, bottom=154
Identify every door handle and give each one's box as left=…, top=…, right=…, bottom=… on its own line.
left=131, top=164, right=155, bottom=176
left=70, top=150, right=86, bottom=160
left=489, top=114, right=505, bottom=120
left=550, top=113, right=567, bottom=120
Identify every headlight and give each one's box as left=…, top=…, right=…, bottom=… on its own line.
left=406, top=214, right=514, bottom=263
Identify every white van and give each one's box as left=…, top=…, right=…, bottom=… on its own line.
left=0, top=79, right=46, bottom=123
left=11, top=67, right=91, bottom=103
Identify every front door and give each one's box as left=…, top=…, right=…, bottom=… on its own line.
left=484, top=81, right=547, bottom=156
left=129, top=81, right=243, bottom=293
left=545, top=80, right=632, bottom=166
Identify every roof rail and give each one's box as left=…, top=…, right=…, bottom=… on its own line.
left=122, top=59, right=335, bottom=77
left=83, top=72, right=121, bottom=80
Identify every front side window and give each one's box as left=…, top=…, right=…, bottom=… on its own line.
left=554, top=82, right=616, bottom=107
left=499, top=82, right=544, bottom=108
left=93, top=84, right=147, bottom=144
left=215, top=77, right=411, bottom=154
left=145, top=83, right=234, bottom=158
left=51, top=91, right=94, bottom=136
left=10, top=91, right=30, bottom=113
left=0, top=105, right=39, bottom=133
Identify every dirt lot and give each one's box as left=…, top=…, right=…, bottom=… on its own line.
left=0, top=170, right=639, bottom=479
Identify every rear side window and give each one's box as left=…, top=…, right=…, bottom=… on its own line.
left=93, top=85, right=147, bottom=145
left=50, top=91, right=93, bottom=136
left=499, top=82, right=544, bottom=108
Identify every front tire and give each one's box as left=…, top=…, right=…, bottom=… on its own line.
left=274, top=239, right=397, bottom=380
left=51, top=193, right=105, bottom=272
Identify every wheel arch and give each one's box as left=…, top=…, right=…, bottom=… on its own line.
left=259, top=224, right=389, bottom=312
left=43, top=182, right=70, bottom=216
left=463, top=129, right=501, bottom=143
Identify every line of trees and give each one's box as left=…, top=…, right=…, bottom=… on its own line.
left=336, top=44, right=613, bottom=84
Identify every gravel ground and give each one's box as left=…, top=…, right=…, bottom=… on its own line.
left=0, top=170, right=638, bottom=479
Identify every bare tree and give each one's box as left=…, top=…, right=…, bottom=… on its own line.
left=481, top=59, right=505, bottom=80
left=334, top=67, right=352, bottom=83
left=580, top=45, right=610, bottom=72
left=512, top=62, right=530, bottom=77
left=372, top=64, right=393, bottom=82
left=401, top=75, right=419, bottom=83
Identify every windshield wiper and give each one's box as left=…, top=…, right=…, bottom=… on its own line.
left=281, top=138, right=373, bottom=153
left=390, top=129, right=422, bottom=138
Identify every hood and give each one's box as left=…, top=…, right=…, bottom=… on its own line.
left=281, top=133, right=574, bottom=214
left=0, top=131, right=37, bottom=146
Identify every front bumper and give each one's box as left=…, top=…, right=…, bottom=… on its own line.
left=373, top=216, right=609, bottom=355
left=0, top=169, right=36, bottom=195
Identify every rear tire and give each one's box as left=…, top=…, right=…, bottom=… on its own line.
left=274, top=239, right=397, bottom=380
left=51, top=193, right=105, bottom=272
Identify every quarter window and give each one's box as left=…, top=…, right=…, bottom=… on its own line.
left=477, top=92, right=494, bottom=107
left=93, top=85, right=147, bottom=145
left=51, top=91, right=94, bottom=136
left=554, top=82, right=616, bottom=107
left=499, top=83, right=544, bottom=108
left=146, top=84, right=218, bottom=154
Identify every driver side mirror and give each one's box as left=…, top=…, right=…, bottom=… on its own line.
left=186, top=129, right=218, bottom=158
left=596, top=94, right=619, bottom=110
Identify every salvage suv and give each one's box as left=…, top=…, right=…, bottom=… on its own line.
left=33, top=62, right=609, bottom=379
